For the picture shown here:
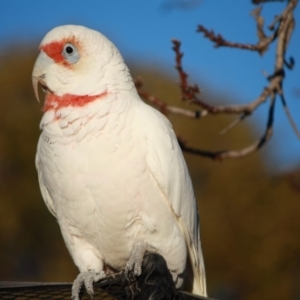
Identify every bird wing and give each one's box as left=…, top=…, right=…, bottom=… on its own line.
left=136, top=102, right=206, bottom=295
left=36, top=145, right=57, bottom=218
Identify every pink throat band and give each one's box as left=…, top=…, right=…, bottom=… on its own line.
left=43, top=91, right=108, bottom=112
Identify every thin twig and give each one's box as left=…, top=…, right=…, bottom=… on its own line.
left=135, top=78, right=207, bottom=118
left=280, top=94, right=300, bottom=138
left=178, top=94, right=276, bottom=160
left=219, top=114, right=247, bottom=135
left=197, top=25, right=267, bottom=52
left=172, top=39, right=272, bottom=115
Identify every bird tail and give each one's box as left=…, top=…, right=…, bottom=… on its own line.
left=177, top=217, right=207, bottom=296
left=188, top=239, right=207, bottom=296
left=181, top=221, right=207, bottom=296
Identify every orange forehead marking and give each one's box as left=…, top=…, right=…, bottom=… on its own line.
left=40, top=36, right=79, bottom=67
left=43, top=92, right=108, bottom=112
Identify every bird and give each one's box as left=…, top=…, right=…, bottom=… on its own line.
left=32, top=25, right=207, bottom=300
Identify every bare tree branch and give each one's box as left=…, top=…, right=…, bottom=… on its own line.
left=197, top=24, right=268, bottom=53
left=136, top=0, right=298, bottom=160
left=280, top=94, right=300, bottom=138
left=178, top=94, right=276, bottom=160
left=197, top=1, right=296, bottom=55
left=134, top=78, right=206, bottom=118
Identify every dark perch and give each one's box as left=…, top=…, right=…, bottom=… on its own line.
left=0, top=253, right=215, bottom=300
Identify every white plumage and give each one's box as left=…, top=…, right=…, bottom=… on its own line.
left=32, top=25, right=206, bottom=298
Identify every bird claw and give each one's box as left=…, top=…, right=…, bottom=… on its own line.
left=125, top=241, right=154, bottom=281
left=71, top=270, right=106, bottom=300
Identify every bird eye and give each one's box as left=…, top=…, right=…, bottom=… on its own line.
left=66, top=46, right=73, bottom=54
left=62, top=43, right=80, bottom=64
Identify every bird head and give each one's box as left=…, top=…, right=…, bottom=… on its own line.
left=32, top=25, right=134, bottom=110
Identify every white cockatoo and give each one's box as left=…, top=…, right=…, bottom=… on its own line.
left=32, top=25, right=206, bottom=299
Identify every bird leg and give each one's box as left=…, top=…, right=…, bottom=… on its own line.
left=71, top=269, right=106, bottom=300
left=125, top=241, right=155, bottom=280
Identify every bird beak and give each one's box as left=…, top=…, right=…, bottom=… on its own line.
left=32, top=75, right=41, bottom=103
left=32, top=51, right=52, bottom=103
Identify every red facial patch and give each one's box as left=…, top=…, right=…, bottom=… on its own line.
left=40, top=37, right=79, bottom=67
left=43, top=92, right=108, bottom=112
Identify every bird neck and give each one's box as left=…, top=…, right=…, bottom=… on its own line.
left=42, top=91, right=109, bottom=112
left=39, top=90, right=139, bottom=140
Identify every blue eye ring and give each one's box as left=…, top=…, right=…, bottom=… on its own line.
left=62, top=43, right=80, bottom=64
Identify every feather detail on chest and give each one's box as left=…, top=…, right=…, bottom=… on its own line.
left=40, top=92, right=134, bottom=143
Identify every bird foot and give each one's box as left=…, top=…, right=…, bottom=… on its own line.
left=125, top=241, right=155, bottom=281
left=71, top=270, right=106, bottom=300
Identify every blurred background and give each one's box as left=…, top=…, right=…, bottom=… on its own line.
left=0, top=1, right=299, bottom=299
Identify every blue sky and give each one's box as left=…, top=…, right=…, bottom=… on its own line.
left=0, top=0, right=299, bottom=173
